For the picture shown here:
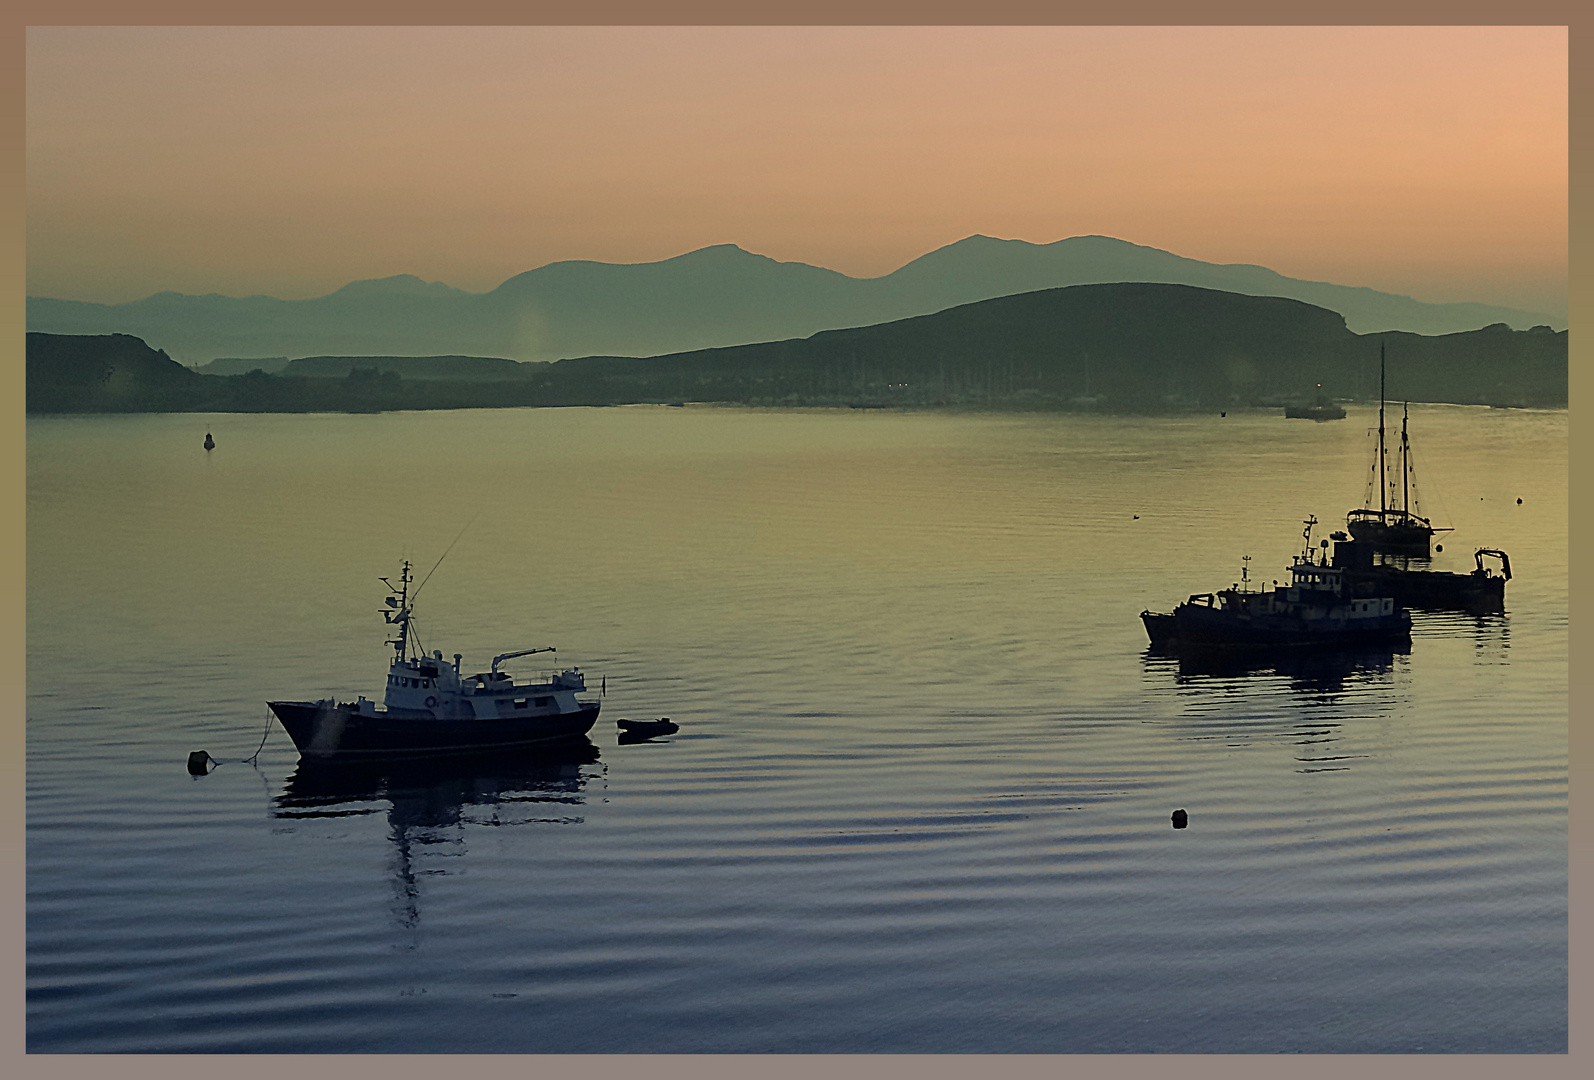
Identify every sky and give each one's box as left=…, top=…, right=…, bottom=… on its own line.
left=24, top=25, right=1569, bottom=317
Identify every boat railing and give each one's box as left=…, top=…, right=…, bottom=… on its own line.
left=468, top=668, right=584, bottom=691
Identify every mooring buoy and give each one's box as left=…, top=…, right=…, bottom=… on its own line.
left=1171, top=808, right=1188, bottom=829
left=203, top=432, right=215, bottom=451
left=187, top=750, right=212, bottom=775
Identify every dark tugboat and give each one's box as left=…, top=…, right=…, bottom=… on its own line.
left=1346, top=342, right=1450, bottom=555
left=1141, top=516, right=1412, bottom=650
left=269, top=561, right=601, bottom=758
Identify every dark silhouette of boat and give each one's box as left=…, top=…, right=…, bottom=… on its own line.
left=1346, top=342, right=1450, bottom=554
left=1141, top=517, right=1411, bottom=650
left=1284, top=385, right=1345, bottom=421
left=616, top=718, right=678, bottom=743
left=1329, top=531, right=1509, bottom=613
left=269, top=560, right=600, bottom=758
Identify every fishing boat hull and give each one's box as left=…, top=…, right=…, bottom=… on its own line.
left=1140, top=604, right=1412, bottom=649
left=1346, top=567, right=1505, bottom=613
left=268, top=699, right=601, bottom=758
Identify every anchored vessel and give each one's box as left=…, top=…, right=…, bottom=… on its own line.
left=1329, top=531, right=1510, bottom=613
left=1346, top=342, right=1450, bottom=555
left=1141, top=517, right=1412, bottom=649
left=1284, top=385, right=1346, bottom=421
left=269, top=561, right=600, bottom=758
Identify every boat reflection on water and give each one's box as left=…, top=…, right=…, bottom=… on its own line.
left=275, top=737, right=601, bottom=816
left=1142, top=642, right=1404, bottom=693
left=273, top=738, right=602, bottom=928
left=1140, top=647, right=1405, bottom=775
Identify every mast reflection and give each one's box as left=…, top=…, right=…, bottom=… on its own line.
left=273, top=739, right=602, bottom=928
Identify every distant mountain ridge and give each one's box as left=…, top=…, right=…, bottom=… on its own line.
left=26, top=283, right=1567, bottom=414
left=26, top=235, right=1562, bottom=365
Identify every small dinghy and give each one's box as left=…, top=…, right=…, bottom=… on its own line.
left=617, top=718, right=678, bottom=739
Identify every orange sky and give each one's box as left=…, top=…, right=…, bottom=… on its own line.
left=24, top=25, right=1568, bottom=315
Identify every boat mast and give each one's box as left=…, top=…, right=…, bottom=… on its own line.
left=381, top=560, right=413, bottom=663
left=1400, top=402, right=1411, bottom=518
left=1377, top=341, right=1387, bottom=518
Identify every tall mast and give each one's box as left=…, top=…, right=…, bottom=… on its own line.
left=1377, top=341, right=1387, bottom=516
left=1400, top=402, right=1410, bottom=517
left=383, top=560, right=413, bottom=662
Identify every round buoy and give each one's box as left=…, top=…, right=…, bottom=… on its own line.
left=1171, top=809, right=1188, bottom=829
left=1435, top=544, right=1443, bottom=552
left=187, top=750, right=212, bottom=775
left=203, top=432, right=215, bottom=451
left=1517, top=498, right=1523, bottom=504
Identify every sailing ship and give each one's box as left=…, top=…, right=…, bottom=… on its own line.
left=268, top=561, right=601, bottom=758
left=1345, top=342, right=1450, bottom=555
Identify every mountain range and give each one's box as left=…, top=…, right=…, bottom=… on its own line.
left=25, top=235, right=1562, bottom=366
left=26, top=283, right=1568, bottom=414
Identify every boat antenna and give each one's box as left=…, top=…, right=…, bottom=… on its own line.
left=411, top=511, right=481, bottom=604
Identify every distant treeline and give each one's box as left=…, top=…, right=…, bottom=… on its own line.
left=25, top=283, right=1568, bottom=415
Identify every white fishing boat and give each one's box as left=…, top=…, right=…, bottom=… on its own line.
left=269, top=561, right=600, bottom=758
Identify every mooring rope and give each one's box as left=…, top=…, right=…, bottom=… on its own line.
left=189, top=709, right=275, bottom=773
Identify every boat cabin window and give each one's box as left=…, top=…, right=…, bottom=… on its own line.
left=535, top=697, right=552, bottom=707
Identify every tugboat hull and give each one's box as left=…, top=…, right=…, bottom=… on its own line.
left=1141, top=605, right=1411, bottom=649
left=268, top=699, right=601, bottom=758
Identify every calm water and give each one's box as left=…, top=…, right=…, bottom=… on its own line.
left=27, top=404, right=1566, bottom=1053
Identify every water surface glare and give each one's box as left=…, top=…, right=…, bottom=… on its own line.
left=27, top=405, right=1566, bottom=1052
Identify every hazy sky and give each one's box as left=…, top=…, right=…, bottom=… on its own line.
left=25, top=25, right=1568, bottom=316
